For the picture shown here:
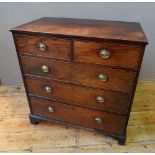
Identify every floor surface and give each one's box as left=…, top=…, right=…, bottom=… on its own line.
left=0, top=81, right=155, bottom=152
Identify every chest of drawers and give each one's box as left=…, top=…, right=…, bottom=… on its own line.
left=10, top=17, right=148, bottom=145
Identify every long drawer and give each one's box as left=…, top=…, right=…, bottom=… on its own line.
left=21, top=55, right=136, bottom=93
left=25, top=76, right=130, bottom=114
left=74, top=40, right=142, bottom=69
left=14, top=34, right=71, bottom=60
left=30, top=97, right=126, bottom=134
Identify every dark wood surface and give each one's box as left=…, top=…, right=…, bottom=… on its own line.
left=10, top=17, right=148, bottom=44
left=21, top=55, right=136, bottom=93
left=25, top=76, right=130, bottom=114
left=11, top=17, right=148, bottom=145
left=74, top=41, right=142, bottom=69
left=30, top=97, right=126, bottom=134
left=15, top=34, right=71, bottom=60
left=122, top=45, right=146, bottom=137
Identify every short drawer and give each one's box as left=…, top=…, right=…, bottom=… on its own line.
left=14, top=34, right=71, bottom=60
left=74, top=41, right=142, bottom=69
left=21, top=55, right=136, bottom=93
left=30, top=97, right=126, bottom=134
left=26, top=77, right=130, bottom=114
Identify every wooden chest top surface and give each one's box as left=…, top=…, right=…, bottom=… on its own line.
left=10, top=17, right=148, bottom=44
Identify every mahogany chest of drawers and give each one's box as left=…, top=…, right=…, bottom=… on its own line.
left=10, top=17, right=148, bottom=145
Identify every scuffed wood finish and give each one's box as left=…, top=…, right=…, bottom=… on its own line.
left=21, top=55, right=136, bottom=93
left=25, top=76, right=130, bottom=114
left=74, top=41, right=142, bottom=69
left=10, top=17, right=148, bottom=44
left=0, top=82, right=155, bottom=152
left=14, top=34, right=71, bottom=60
left=30, top=97, right=126, bottom=134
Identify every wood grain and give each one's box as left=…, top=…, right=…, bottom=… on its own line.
left=14, top=34, right=71, bottom=60
left=0, top=81, right=155, bottom=152
left=25, top=76, right=130, bottom=114
left=21, top=55, right=136, bottom=93
left=30, top=97, right=126, bottom=134
left=10, top=17, right=148, bottom=146
left=10, top=17, right=148, bottom=44
left=74, top=40, right=142, bottom=69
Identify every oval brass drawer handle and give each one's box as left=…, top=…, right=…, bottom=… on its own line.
left=47, top=106, right=55, bottom=113
left=38, top=42, right=47, bottom=51
left=100, top=49, right=110, bottom=59
left=44, top=86, right=52, bottom=93
left=98, top=74, right=108, bottom=81
left=96, top=96, right=105, bottom=103
left=41, top=65, right=49, bottom=73
left=94, top=117, right=103, bottom=124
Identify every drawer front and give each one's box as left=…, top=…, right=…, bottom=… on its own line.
left=26, top=77, right=130, bottom=114
left=14, top=34, right=71, bottom=60
left=30, top=97, right=126, bottom=134
left=74, top=41, right=142, bottom=69
left=21, top=56, right=136, bottom=93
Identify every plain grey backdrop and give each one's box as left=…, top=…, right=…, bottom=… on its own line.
left=0, top=2, right=154, bottom=85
